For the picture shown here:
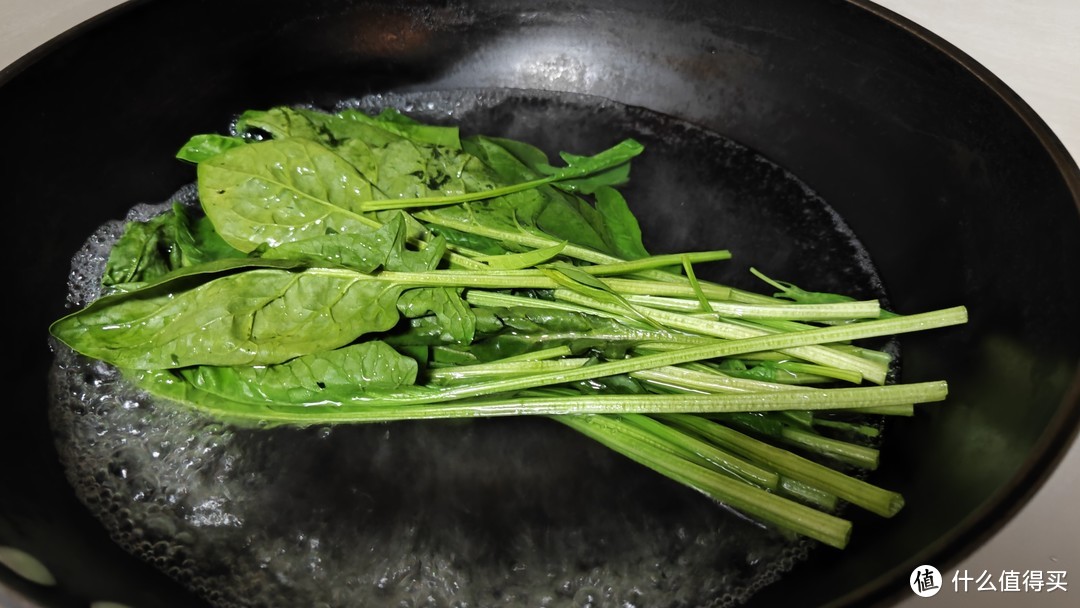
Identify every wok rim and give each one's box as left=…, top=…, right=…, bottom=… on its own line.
left=1, top=1, right=1078, bottom=606
left=838, top=0, right=1080, bottom=605
left=846, top=356, right=1080, bottom=604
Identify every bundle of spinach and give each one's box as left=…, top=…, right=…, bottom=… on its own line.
left=50, top=105, right=967, bottom=550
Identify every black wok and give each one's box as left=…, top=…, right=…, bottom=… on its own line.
left=1, top=1, right=1077, bottom=607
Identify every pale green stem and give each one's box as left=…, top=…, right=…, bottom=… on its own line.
left=606, top=414, right=780, bottom=490
left=662, top=414, right=904, bottom=518
left=779, top=427, right=881, bottom=470
left=236, top=382, right=948, bottom=419
left=427, top=358, right=590, bottom=385
left=556, top=289, right=898, bottom=384
left=624, top=294, right=881, bottom=321
left=556, top=415, right=853, bottom=549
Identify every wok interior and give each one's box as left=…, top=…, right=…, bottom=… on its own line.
left=2, top=1, right=1078, bottom=606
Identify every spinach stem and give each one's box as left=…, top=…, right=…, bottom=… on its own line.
left=778, top=427, right=881, bottom=470
left=662, top=415, right=904, bottom=517
left=597, top=414, right=780, bottom=490
left=555, top=415, right=853, bottom=549
left=624, top=294, right=881, bottom=321
left=399, top=305, right=965, bottom=402
left=186, top=382, right=949, bottom=419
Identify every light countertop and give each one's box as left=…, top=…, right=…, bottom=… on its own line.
left=2, top=1, right=1077, bottom=607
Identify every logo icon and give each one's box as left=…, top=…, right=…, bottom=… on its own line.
left=910, top=565, right=942, bottom=597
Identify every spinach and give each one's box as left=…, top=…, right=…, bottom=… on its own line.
left=50, top=105, right=969, bottom=549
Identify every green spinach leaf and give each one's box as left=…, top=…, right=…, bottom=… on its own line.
left=176, top=134, right=248, bottom=164
left=52, top=265, right=405, bottom=369
left=175, top=340, right=419, bottom=405
left=198, top=137, right=381, bottom=252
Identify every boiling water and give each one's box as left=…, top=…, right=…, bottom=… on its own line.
left=49, top=90, right=887, bottom=608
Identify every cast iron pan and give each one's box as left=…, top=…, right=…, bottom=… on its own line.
left=2, top=1, right=1078, bottom=607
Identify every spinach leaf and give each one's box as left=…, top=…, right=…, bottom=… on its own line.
left=103, top=203, right=203, bottom=287
left=198, top=137, right=381, bottom=252
left=593, top=186, right=650, bottom=261
left=257, top=212, right=408, bottom=273
left=750, top=267, right=859, bottom=305
left=386, top=305, right=689, bottom=361
left=438, top=136, right=636, bottom=255
left=240, top=107, right=468, bottom=198
left=396, top=287, right=476, bottom=344
left=541, top=263, right=661, bottom=330
left=464, top=135, right=642, bottom=196
left=203, top=108, right=643, bottom=262
left=103, top=205, right=251, bottom=289
left=535, top=138, right=642, bottom=194
left=237, top=105, right=460, bottom=155
left=473, top=241, right=568, bottom=270
left=241, top=106, right=461, bottom=149
left=127, top=366, right=435, bottom=420
left=235, top=107, right=324, bottom=141
left=175, top=341, right=419, bottom=405
left=52, top=265, right=405, bottom=369
left=176, top=134, right=248, bottom=164
left=379, top=217, right=477, bottom=345
left=191, top=214, right=248, bottom=260
left=363, top=139, right=472, bottom=200
left=480, top=136, right=551, bottom=172
left=406, top=135, right=650, bottom=262
left=326, top=107, right=461, bottom=149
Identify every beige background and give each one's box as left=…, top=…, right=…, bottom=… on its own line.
left=2, top=1, right=1077, bottom=607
